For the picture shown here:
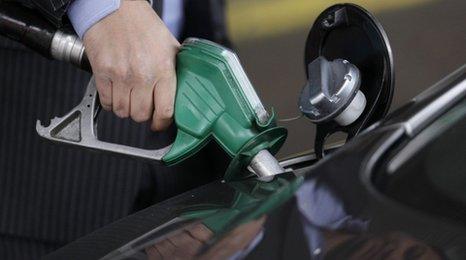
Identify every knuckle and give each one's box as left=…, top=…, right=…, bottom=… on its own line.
left=101, top=104, right=111, bottom=111
left=96, top=87, right=110, bottom=99
left=131, top=111, right=150, bottom=123
left=96, top=89, right=110, bottom=102
left=94, top=59, right=114, bottom=73
left=150, top=123, right=159, bottom=132
left=133, top=70, right=155, bottom=86
left=96, top=61, right=130, bottom=82
left=112, top=66, right=130, bottom=81
left=130, top=101, right=153, bottom=123
left=157, top=58, right=175, bottom=74
left=157, top=106, right=174, bottom=120
left=113, top=103, right=128, bottom=118
left=100, top=99, right=111, bottom=108
left=95, top=82, right=107, bottom=93
left=99, top=95, right=111, bottom=104
left=131, top=105, right=151, bottom=122
left=96, top=61, right=129, bottom=81
left=115, top=111, right=129, bottom=119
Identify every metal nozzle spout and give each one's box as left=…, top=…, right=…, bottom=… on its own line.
left=249, top=149, right=285, bottom=181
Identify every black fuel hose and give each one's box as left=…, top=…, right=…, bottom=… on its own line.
left=0, top=2, right=91, bottom=72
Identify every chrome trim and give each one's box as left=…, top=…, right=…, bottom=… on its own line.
left=388, top=100, right=466, bottom=173
left=278, top=141, right=345, bottom=168
left=403, top=74, right=466, bottom=137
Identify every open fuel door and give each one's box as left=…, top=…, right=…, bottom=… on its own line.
left=299, top=4, right=394, bottom=158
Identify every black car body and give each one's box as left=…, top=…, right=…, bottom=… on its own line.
left=45, top=64, right=466, bottom=259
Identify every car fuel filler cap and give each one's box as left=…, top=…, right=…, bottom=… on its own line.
left=300, top=3, right=394, bottom=158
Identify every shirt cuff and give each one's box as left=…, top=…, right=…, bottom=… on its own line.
left=67, top=0, right=121, bottom=38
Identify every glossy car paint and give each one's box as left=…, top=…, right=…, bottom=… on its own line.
left=45, top=65, right=465, bottom=259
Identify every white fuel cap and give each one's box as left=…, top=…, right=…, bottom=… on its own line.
left=299, top=56, right=366, bottom=126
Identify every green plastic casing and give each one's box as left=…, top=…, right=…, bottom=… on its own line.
left=162, top=38, right=287, bottom=180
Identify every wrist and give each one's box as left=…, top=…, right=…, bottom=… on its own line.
left=67, top=0, right=121, bottom=38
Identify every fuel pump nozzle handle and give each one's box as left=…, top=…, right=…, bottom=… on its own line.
left=0, top=3, right=288, bottom=181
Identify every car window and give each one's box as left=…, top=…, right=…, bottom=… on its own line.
left=382, top=99, right=466, bottom=225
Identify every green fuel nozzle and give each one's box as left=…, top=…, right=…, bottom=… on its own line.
left=36, top=38, right=287, bottom=181
left=163, top=38, right=287, bottom=180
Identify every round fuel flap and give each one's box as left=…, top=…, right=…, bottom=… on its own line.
left=301, top=3, right=394, bottom=158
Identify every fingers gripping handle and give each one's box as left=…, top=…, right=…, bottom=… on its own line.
left=36, top=77, right=172, bottom=162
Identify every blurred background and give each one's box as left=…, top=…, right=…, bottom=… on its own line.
left=225, top=0, right=466, bottom=157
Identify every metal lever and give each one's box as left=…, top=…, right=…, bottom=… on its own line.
left=36, top=78, right=172, bottom=162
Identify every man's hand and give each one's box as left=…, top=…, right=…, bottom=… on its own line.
left=83, top=0, right=180, bottom=131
